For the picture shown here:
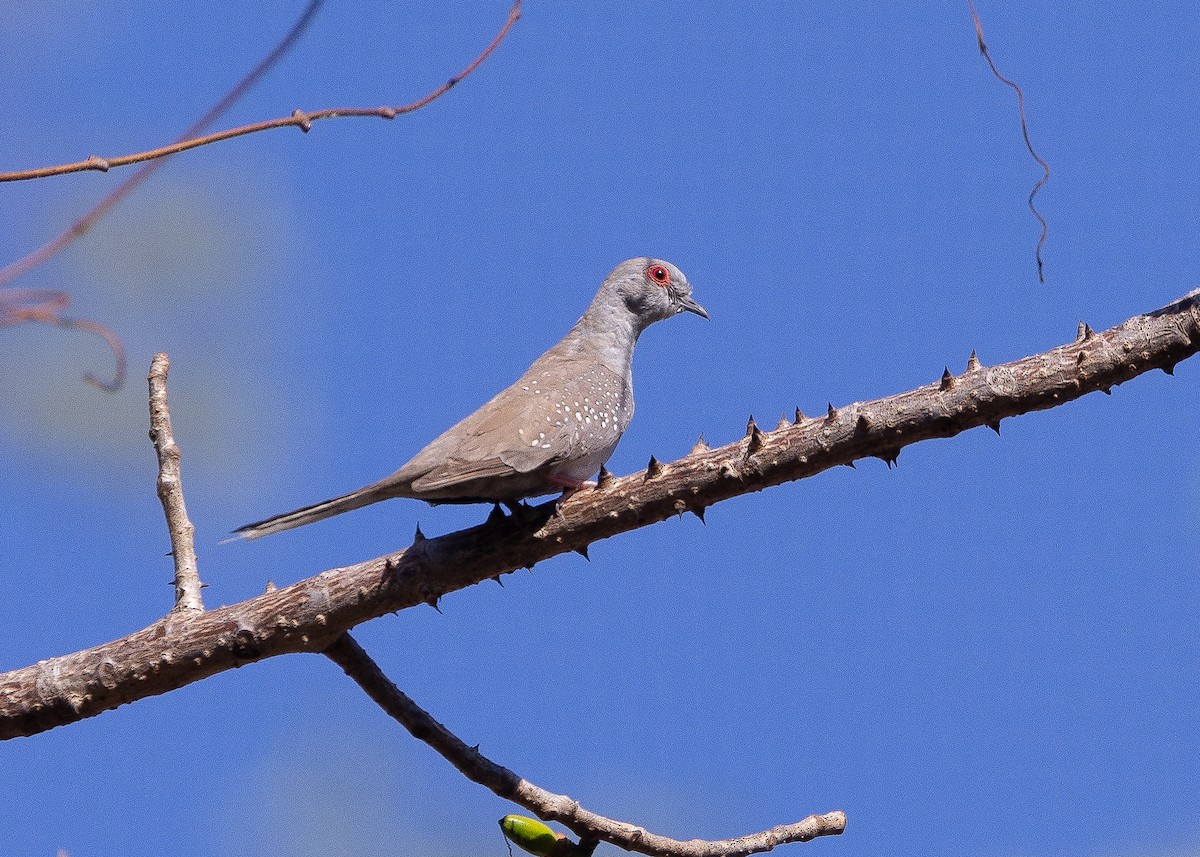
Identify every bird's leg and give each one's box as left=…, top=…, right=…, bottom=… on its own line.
left=546, top=475, right=597, bottom=516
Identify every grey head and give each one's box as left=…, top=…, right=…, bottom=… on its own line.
left=589, top=257, right=708, bottom=334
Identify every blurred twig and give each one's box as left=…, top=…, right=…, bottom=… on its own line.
left=0, top=0, right=521, bottom=186
left=0, top=289, right=126, bottom=390
left=0, top=0, right=329, bottom=389
left=0, top=0, right=329, bottom=285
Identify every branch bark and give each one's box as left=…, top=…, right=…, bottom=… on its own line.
left=148, top=354, right=204, bottom=612
left=1, top=288, right=1196, bottom=740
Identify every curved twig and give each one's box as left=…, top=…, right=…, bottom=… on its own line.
left=0, top=289, right=126, bottom=389
left=966, top=0, right=1051, bottom=282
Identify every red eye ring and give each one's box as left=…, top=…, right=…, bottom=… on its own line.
left=646, top=264, right=670, bottom=286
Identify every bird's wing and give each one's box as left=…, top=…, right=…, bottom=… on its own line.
left=392, top=378, right=574, bottom=496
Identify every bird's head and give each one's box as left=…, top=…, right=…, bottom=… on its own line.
left=606, top=257, right=708, bottom=330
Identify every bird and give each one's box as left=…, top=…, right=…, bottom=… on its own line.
left=233, top=257, right=707, bottom=540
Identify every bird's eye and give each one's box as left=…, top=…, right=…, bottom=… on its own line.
left=646, top=265, right=670, bottom=286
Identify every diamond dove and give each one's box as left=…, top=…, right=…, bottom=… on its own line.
left=234, top=258, right=706, bottom=539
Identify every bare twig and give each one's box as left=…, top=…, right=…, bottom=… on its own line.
left=0, top=1, right=519, bottom=390
left=324, top=634, right=845, bottom=856
left=966, top=0, right=1051, bottom=282
left=0, top=0, right=521, bottom=187
left=0, top=288, right=1197, bottom=739
left=0, top=1, right=328, bottom=390
left=148, top=354, right=204, bottom=612
left=0, top=0, right=328, bottom=286
left=0, top=289, right=126, bottom=390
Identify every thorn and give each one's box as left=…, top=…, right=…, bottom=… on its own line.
left=855, top=414, right=871, bottom=433
left=967, top=350, right=981, bottom=371
left=412, top=523, right=426, bottom=544
left=987, top=420, right=1001, bottom=435
left=794, top=407, right=807, bottom=424
left=883, top=453, right=899, bottom=469
left=747, top=420, right=766, bottom=456
left=645, top=455, right=665, bottom=480
left=776, top=414, right=790, bottom=431
left=826, top=402, right=837, bottom=421
left=673, top=499, right=687, bottom=519
left=745, top=415, right=758, bottom=437
left=487, top=504, right=506, bottom=524
left=1162, top=363, right=1176, bottom=376
left=1101, top=387, right=1112, bottom=395
left=690, top=434, right=710, bottom=455
left=844, top=460, right=857, bottom=469
left=492, top=575, right=504, bottom=586
left=523, top=563, right=535, bottom=573
left=575, top=544, right=590, bottom=561
left=939, top=367, right=955, bottom=390
left=264, top=580, right=277, bottom=593
left=1082, top=323, right=1096, bottom=341
left=692, top=505, right=706, bottom=524
left=421, top=587, right=443, bottom=613
left=597, top=464, right=614, bottom=489
left=1075, top=320, right=1088, bottom=342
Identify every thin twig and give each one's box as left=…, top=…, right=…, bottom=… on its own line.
left=0, top=0, right=328, bottom=285
left=966, top=0, right=1050, bottom=282
left=324, top=634, right=845, bottom=856
left=148, top=354, right=204, bottom=612
left=1, top=288, right=1197, bottom=739
left=0, top=0, right=521, bottom=187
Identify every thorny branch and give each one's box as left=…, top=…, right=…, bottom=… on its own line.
left=0, top=287, right=1195, bottom=741
left=325, top=634, right=846, bottom=856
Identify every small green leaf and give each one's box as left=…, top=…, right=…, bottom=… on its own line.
left=499, top=815, right=560, bottom=857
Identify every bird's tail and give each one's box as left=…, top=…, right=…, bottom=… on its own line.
left=230, top=485, right=390, bottom=541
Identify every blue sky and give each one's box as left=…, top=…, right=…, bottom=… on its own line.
left=2, top=3, right=1199, bottom=856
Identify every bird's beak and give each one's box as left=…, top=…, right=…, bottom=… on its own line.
left=677, top=295, right=709, bottom=319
